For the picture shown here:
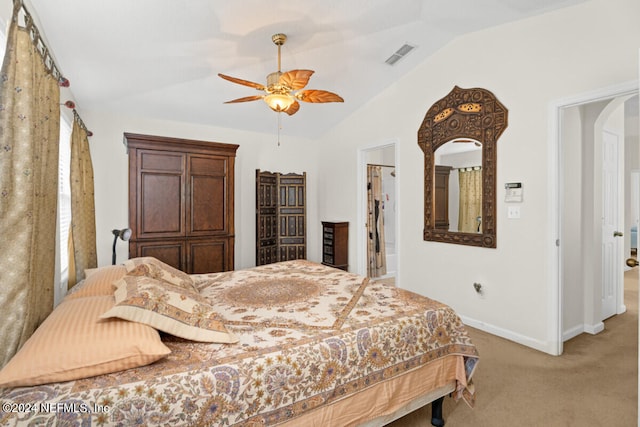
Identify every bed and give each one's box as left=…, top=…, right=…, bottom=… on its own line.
left=0, top=258, right=478, bottom=426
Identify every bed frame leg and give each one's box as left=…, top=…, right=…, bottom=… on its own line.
left=431, top=396, right=445, bottom=427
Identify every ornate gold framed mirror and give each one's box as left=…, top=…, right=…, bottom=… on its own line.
left=418, top=86, right=508, bottom=248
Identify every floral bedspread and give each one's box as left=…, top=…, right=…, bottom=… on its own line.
left=0, top=260, right=478, bottom=426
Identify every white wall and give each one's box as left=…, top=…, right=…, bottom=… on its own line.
left=84, top=111, right=322, bottom=269
left=315, top=0, right=640, bottom=354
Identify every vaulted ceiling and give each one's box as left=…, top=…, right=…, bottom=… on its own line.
left=7, top=0, right=586, bottom=138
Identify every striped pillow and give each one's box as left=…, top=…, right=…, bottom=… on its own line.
left=0, top=296, right=170, bottom=387
left=65, top=264, right=127, bottom=299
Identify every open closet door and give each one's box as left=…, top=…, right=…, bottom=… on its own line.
left=256, top=170, right=306, bottom=265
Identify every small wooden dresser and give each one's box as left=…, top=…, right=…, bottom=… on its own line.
left=321, top=221, right=348, bottom=271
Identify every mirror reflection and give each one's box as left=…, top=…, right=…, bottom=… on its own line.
left=434, top=139, right=482, bottom=233
left=418, top=85, right=507, bottom=248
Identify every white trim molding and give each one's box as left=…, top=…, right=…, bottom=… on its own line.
left=356, top=139, right=400, bottom=283
left=548, top=80, right=639, bottom=356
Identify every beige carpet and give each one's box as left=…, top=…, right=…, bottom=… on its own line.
left=388, top=269, right=638, bottom=427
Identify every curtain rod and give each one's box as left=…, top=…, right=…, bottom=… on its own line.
left=72, top=109, right=93, bottom=137
left=15, top=1, right=62, bottom=81
left=367, top=163, right=395, bottom=168
left=14, top=0, right=92, bottom=136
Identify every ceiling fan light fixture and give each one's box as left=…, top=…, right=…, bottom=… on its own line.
left=264, top=93, right=294, bottom=112
left=219, top=33, right=343, bottom=116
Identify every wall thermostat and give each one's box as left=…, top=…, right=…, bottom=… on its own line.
left=505, top=182, right=523, bottom=202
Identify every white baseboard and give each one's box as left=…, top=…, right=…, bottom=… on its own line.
left=562, top=324, right=584, bottom=342
left=583, top=322, right=605, bottom=335
left=562, top=321, right=605, bottom=342
left=459, top=315, right=555, bottom=355
left=461, top=315, right=610, bottom=353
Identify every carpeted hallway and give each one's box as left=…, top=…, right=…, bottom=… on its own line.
left=389, top=268, right=638, bottom=427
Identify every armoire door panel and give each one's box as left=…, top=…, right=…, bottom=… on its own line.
left=188, top=155, right=229, bottom=236
left=188, top=239, right=228, bottom=274
left=190, top=156, right=226, bottom=175
left=190, top=175, right=226, bottom=234
left=139, top=172, right=184, bottom=237
left=135, top=241, right=185, bottom=271
left=140, top=151, right=183, bottom=172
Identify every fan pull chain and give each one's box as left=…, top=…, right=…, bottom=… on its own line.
left=277, top=112, right=282, bottom=146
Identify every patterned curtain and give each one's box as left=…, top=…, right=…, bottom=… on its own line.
left=68, top=112, right=97, bottom=288
left=0, top=2, right=61, bottom=368
left=367, top=165, right=386, bottom=277
left=458, top=168, right=483, bottom=233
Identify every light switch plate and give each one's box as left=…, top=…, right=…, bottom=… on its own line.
left=507, top=206, right=521, bottom=219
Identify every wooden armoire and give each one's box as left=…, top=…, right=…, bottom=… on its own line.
left=255, top=170, right=306, bottom=266
left=434, top=165, right=452, bottom=230
left=125, top=133, right=238, bottom=274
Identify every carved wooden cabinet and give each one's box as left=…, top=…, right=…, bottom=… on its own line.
left=321, top=221, right=348, bottom=271
left=125, top=133, right=238, bottom=273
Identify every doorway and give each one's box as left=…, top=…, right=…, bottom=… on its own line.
left=553, top=82, right=639, bottom=355
left=357, top=141, right=399, bottom=283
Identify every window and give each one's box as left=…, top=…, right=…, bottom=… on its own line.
left=55, top=118, right=72, bottom=306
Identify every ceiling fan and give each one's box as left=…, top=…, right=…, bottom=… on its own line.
left=218, top=33, right=344, bottom=115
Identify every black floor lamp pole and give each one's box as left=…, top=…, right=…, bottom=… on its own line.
left=111, top=228, right=132, bottom=265
left=111, top=233, right=118, bottom=265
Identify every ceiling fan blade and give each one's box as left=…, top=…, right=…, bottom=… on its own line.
left=224, top=95, right=264, bottom=104
left=283, top=100, right=300, bottom=116
left=218, top=73, right=265, bottom=90
left=295, top=89, right=344, bottom=103
left=279, top=69, right=314, bottom=90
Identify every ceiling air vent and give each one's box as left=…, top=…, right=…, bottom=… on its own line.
left=385, top=43, right=416, bottom=66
